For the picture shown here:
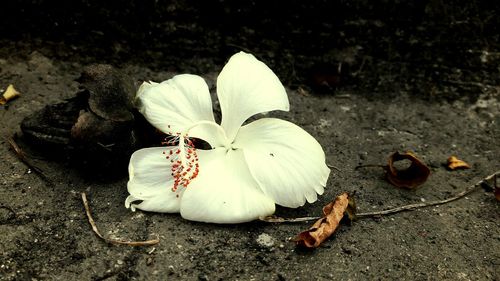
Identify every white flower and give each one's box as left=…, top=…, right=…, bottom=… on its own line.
left=125, top=52, right=330, bottom=223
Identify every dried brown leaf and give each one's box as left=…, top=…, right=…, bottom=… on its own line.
left=293, top=192, right=349, bottom=248
left=386, top=151, right=430, bottom=189
left=447, top=156, right=471, bottom=170
left=345, top=195, right=357, bottom=221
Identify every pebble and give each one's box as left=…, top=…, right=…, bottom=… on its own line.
left=256, top=233, right=275, bottom=248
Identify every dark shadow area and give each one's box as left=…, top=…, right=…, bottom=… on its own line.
left=2, top=0, right=499, bottom=100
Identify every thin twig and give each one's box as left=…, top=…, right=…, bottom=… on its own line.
left=7, top=136, right=52, bottom=185
left=326, top=163, right=341, bottom=172
left=441, top=79, right=496, bottom=89
left=225, top=43, right=253, bottom=54
left=260, top=216, right=320, bottom=223
left=351, top=56, right=367, bottom=77
left=354, top=164, right=386, bottom=170
left=262, top=171, right=499, bottom=223
left=358, top=187, right=472, bottom=217
left=81, top=193, right=159, bottom=246
left=355, top=170, right=499, bottom=218
left=333, top=94, right=352, bottom=99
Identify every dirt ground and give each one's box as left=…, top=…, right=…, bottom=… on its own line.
left=0, top=41, right=498, bottom=281
left=0, top=2, right=499, bottom=279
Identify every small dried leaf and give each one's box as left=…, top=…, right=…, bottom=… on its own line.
left=293, top=193, right=349, bottom=248
left=345, top=195, right=357, bottom=221
left=0, top=84, right=21, bottom=105
left=447, top=156, right=471, bottom=170
left=386, top=151, right=430, bottom=189
left=297, top=87, right=311, bottom=96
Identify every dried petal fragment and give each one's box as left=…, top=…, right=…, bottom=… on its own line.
left=386, top=151, right=430, bottom=189
left=0, top=84, right=21, bottom=105
left=447, top=156, right=471, bottom=170
left=293, top=192, right=349, bottom=248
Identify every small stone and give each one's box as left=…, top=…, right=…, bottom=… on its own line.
left=168, top=265, right=175, bottom=275
left=198, top=273, right=209, bottom=281
left=341, top=246, right=352, bottom=255
left=256, top=233, right=275, bottom=248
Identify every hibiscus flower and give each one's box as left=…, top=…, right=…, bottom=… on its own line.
left=125, top=52, right=330, bottom=223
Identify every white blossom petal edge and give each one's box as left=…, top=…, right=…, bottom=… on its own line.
left=126, top=52, right=330, bottom=223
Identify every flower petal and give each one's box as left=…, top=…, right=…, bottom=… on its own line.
left=233, top=118, right=330, bottom=208
left=217, top=52, right=289, bottom=142
left=136, top=74, right=225, bottom=147
left=180, top=148, right=275, bottom=223
left=126, top=147, right=182, bottom=213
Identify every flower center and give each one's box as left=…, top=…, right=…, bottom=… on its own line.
left=162, top=120, right=230, bottom=194
left=163, top=134, right=199, bottom=193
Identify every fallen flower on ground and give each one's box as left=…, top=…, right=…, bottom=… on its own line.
left=125, top=52, right=330, bottom=223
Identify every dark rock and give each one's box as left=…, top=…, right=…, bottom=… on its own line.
left=78, top=64, right=136, bottom=122
left=20, top=64, right=143, bottom=177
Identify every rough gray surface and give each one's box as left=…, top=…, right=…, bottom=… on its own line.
left=0, top=50, right=498, bottom=280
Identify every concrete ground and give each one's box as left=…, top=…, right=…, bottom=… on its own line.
left=0, top=45, right=498, bottom=280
